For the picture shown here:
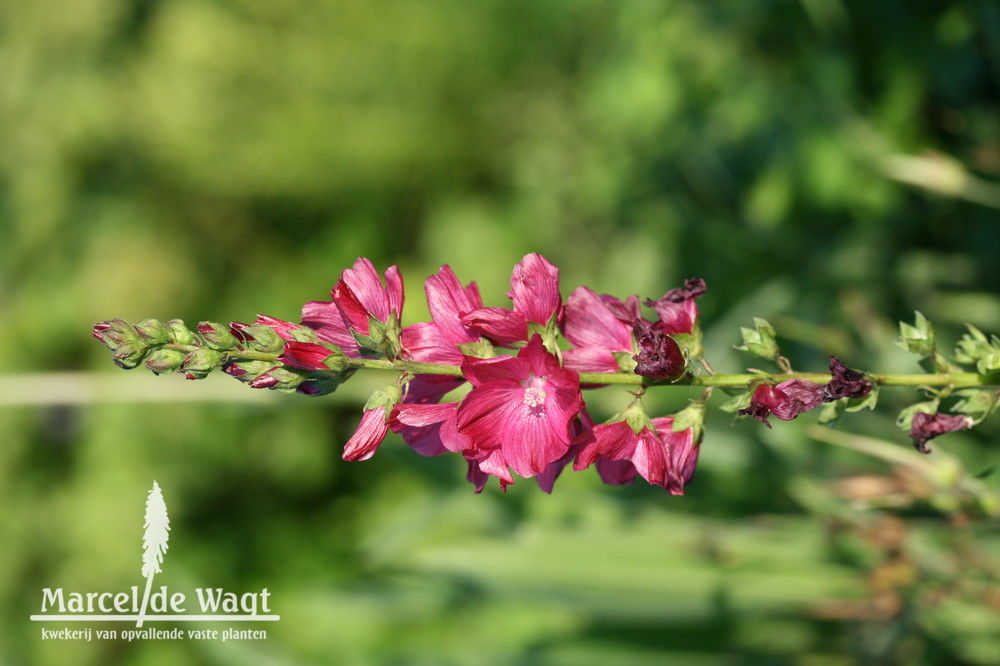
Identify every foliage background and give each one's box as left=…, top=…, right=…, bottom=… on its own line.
left=2, top=0, right=1000, bottom=663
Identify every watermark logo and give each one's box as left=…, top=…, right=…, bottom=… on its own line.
left=30, top=481, right=279, bottom=642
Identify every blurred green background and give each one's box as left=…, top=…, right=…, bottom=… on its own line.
left=3, top=0, right=1000, bottom=664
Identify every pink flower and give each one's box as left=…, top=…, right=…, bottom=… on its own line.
left=461, top=253, right=562, bottom=346
left=400, top=265, right=484, bottom=403
left=645, top=278, right=706, bottom=335
left=574, top=417, right=700, bottom=494
left=910, top=412, right=974, bottom=453
left=561, top=286, right=635, bottom=374
left=234, top=315, right=303, bottom=341
left=389, top=402, right=471, bottom=457
left=343, top=408, right=390, bottom=461
left=456, top=335, right=584, bottom=478
left=301, top=258, right=404, bottom=354
left=278, top=341, right=340, bottom=370
left=739, top=380, right=825, bottom=428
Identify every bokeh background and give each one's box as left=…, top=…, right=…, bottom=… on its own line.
left=3, top=1, right=1000, bottom=664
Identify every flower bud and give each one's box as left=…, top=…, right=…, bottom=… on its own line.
left=248, top=366, right=310, bottom=393
left=196, top=322, right=238, bottom=351
left=897, top=311, right=935, bottom=356
left=133, top=318, right=170, bottom=345
left=112, top=339, right=151, bottom=369
left=364, top=383, right=403, bottom=412
left=735, top=317, right=779, bottom=360
left=165, top=319, right=196, bottom=345
left=230, top=323, right=284, bottom=353
left=223, top=359, right=277, bottom=383
left=181, top=348, right=226, bottom=379
left=144, top=348, right=187, bottom=375
left=953, top=325, right=1000, bottom=373
left=93, top=319, right=136, bottom=350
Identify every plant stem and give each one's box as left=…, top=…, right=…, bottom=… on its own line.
left=184, top=346, right=997, bottom=388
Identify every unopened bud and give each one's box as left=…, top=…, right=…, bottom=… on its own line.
left=165, top=319, right=196, bottom=345
left=223, top=359, right=277, bottom=383
left=898, top=311, right=935, bottom=356
left=93, top=319, right=135, bottom=350
left=181, top=348, right=226, bottom=379
left=144, top=348, right=187, bottom=374
left=364, top=383, right=403, bottom=412
left=112, top=339, right=151, bottom=369
left=230, top=323, right=284, bottom=353
left=248, top=366, right=309, bottom=393
left=735, top=317, right=779, bottom=360
left=197, top=322, right=238, bottom=351
left=134, top=318, right=170, bottom=345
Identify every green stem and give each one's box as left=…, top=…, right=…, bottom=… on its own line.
left=172, top=345, right=998, bottom=388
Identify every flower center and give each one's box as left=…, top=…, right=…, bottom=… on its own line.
left=522, top=386, right=547, bottom=418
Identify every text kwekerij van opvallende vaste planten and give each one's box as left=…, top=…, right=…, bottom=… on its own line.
left=93, top=255, right=1000, bottom=494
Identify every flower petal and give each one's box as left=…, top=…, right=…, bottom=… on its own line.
left=508, top=253, right=561, bottom=326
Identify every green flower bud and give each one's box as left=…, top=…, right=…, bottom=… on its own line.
left=249, top=366, right=310, bottom=393
left=144, top=348, right=187, bottom=375
left=897, top=311, right=935, bottom=356
left=953, top=325, right=1000, bottom=373
left=181, top=348, right=226, bottom=379
left=735, top=317, right=779, bottom=360
left=133, top=318, right=170, bottom=345
left=364, top=383, right=403, bottom=412
left=93, top=319, right=137, bottom=350
left=165, top=319, right=196, bottom=345
left=196, top=322, right=238, bottom=351
left=112, top=339, right=151, bottom=369
left=241, top=324, right=284, bottom=353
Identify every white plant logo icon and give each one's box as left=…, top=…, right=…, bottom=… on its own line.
left=137, top=480, right=170, bottom=628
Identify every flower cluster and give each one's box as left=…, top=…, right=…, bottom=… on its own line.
left=93, top=255, right=999, bottom=494
left=306, top=255, right=707, bottom=493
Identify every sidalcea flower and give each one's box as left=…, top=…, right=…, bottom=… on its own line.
left=645, top=278, right=706, bottom=336
left=574, top=404, right=702, bottom=495
left=456, top=335, right=584, bottom=478
left=389, top=401, right=470, bottom=457
left=400, top=265, right=486, bottom=404
left=561, top=286, right=636, bottom=374
left=739, top=357, right=872, bottom=428
left=632, top=319, right=685, bottom=379
left=343, top=384, right=402, bottom=461
left=461, top=253, right=562, bottom=346
left=302, top=258, right=404, bottom=356
left=909, top=412, right=974, bottom=454
left=739, top=381, right=824, bottom=428
left=823, top=355, right=872, bottom=401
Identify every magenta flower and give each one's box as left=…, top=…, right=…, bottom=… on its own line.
left=645, top=278, right=706, bottom=336
left=910, top=412, right=974, bottom=453
left=343, top=407, right=390, bottom=461
left=739, top=381, right=825, bottom=428
left=739, top=357, right=871, bottom=429
left=301, top=258, right=404, bottom=354
left=461, top=253, right=562, bottom=346
left=574, top=416, right=700, bottom=494
left=632, top=319, right=686, bottom=379
left=561, top=286, right=635, bottom=374
left=389, top=401, right=471, bottom=457
left=456, top=335, right=584, bottom=478
left=246, top=315, right=303, bottom=341
left=278, top=341, right=340, bottom=370
left=400, top=265, right=484, bottom=403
